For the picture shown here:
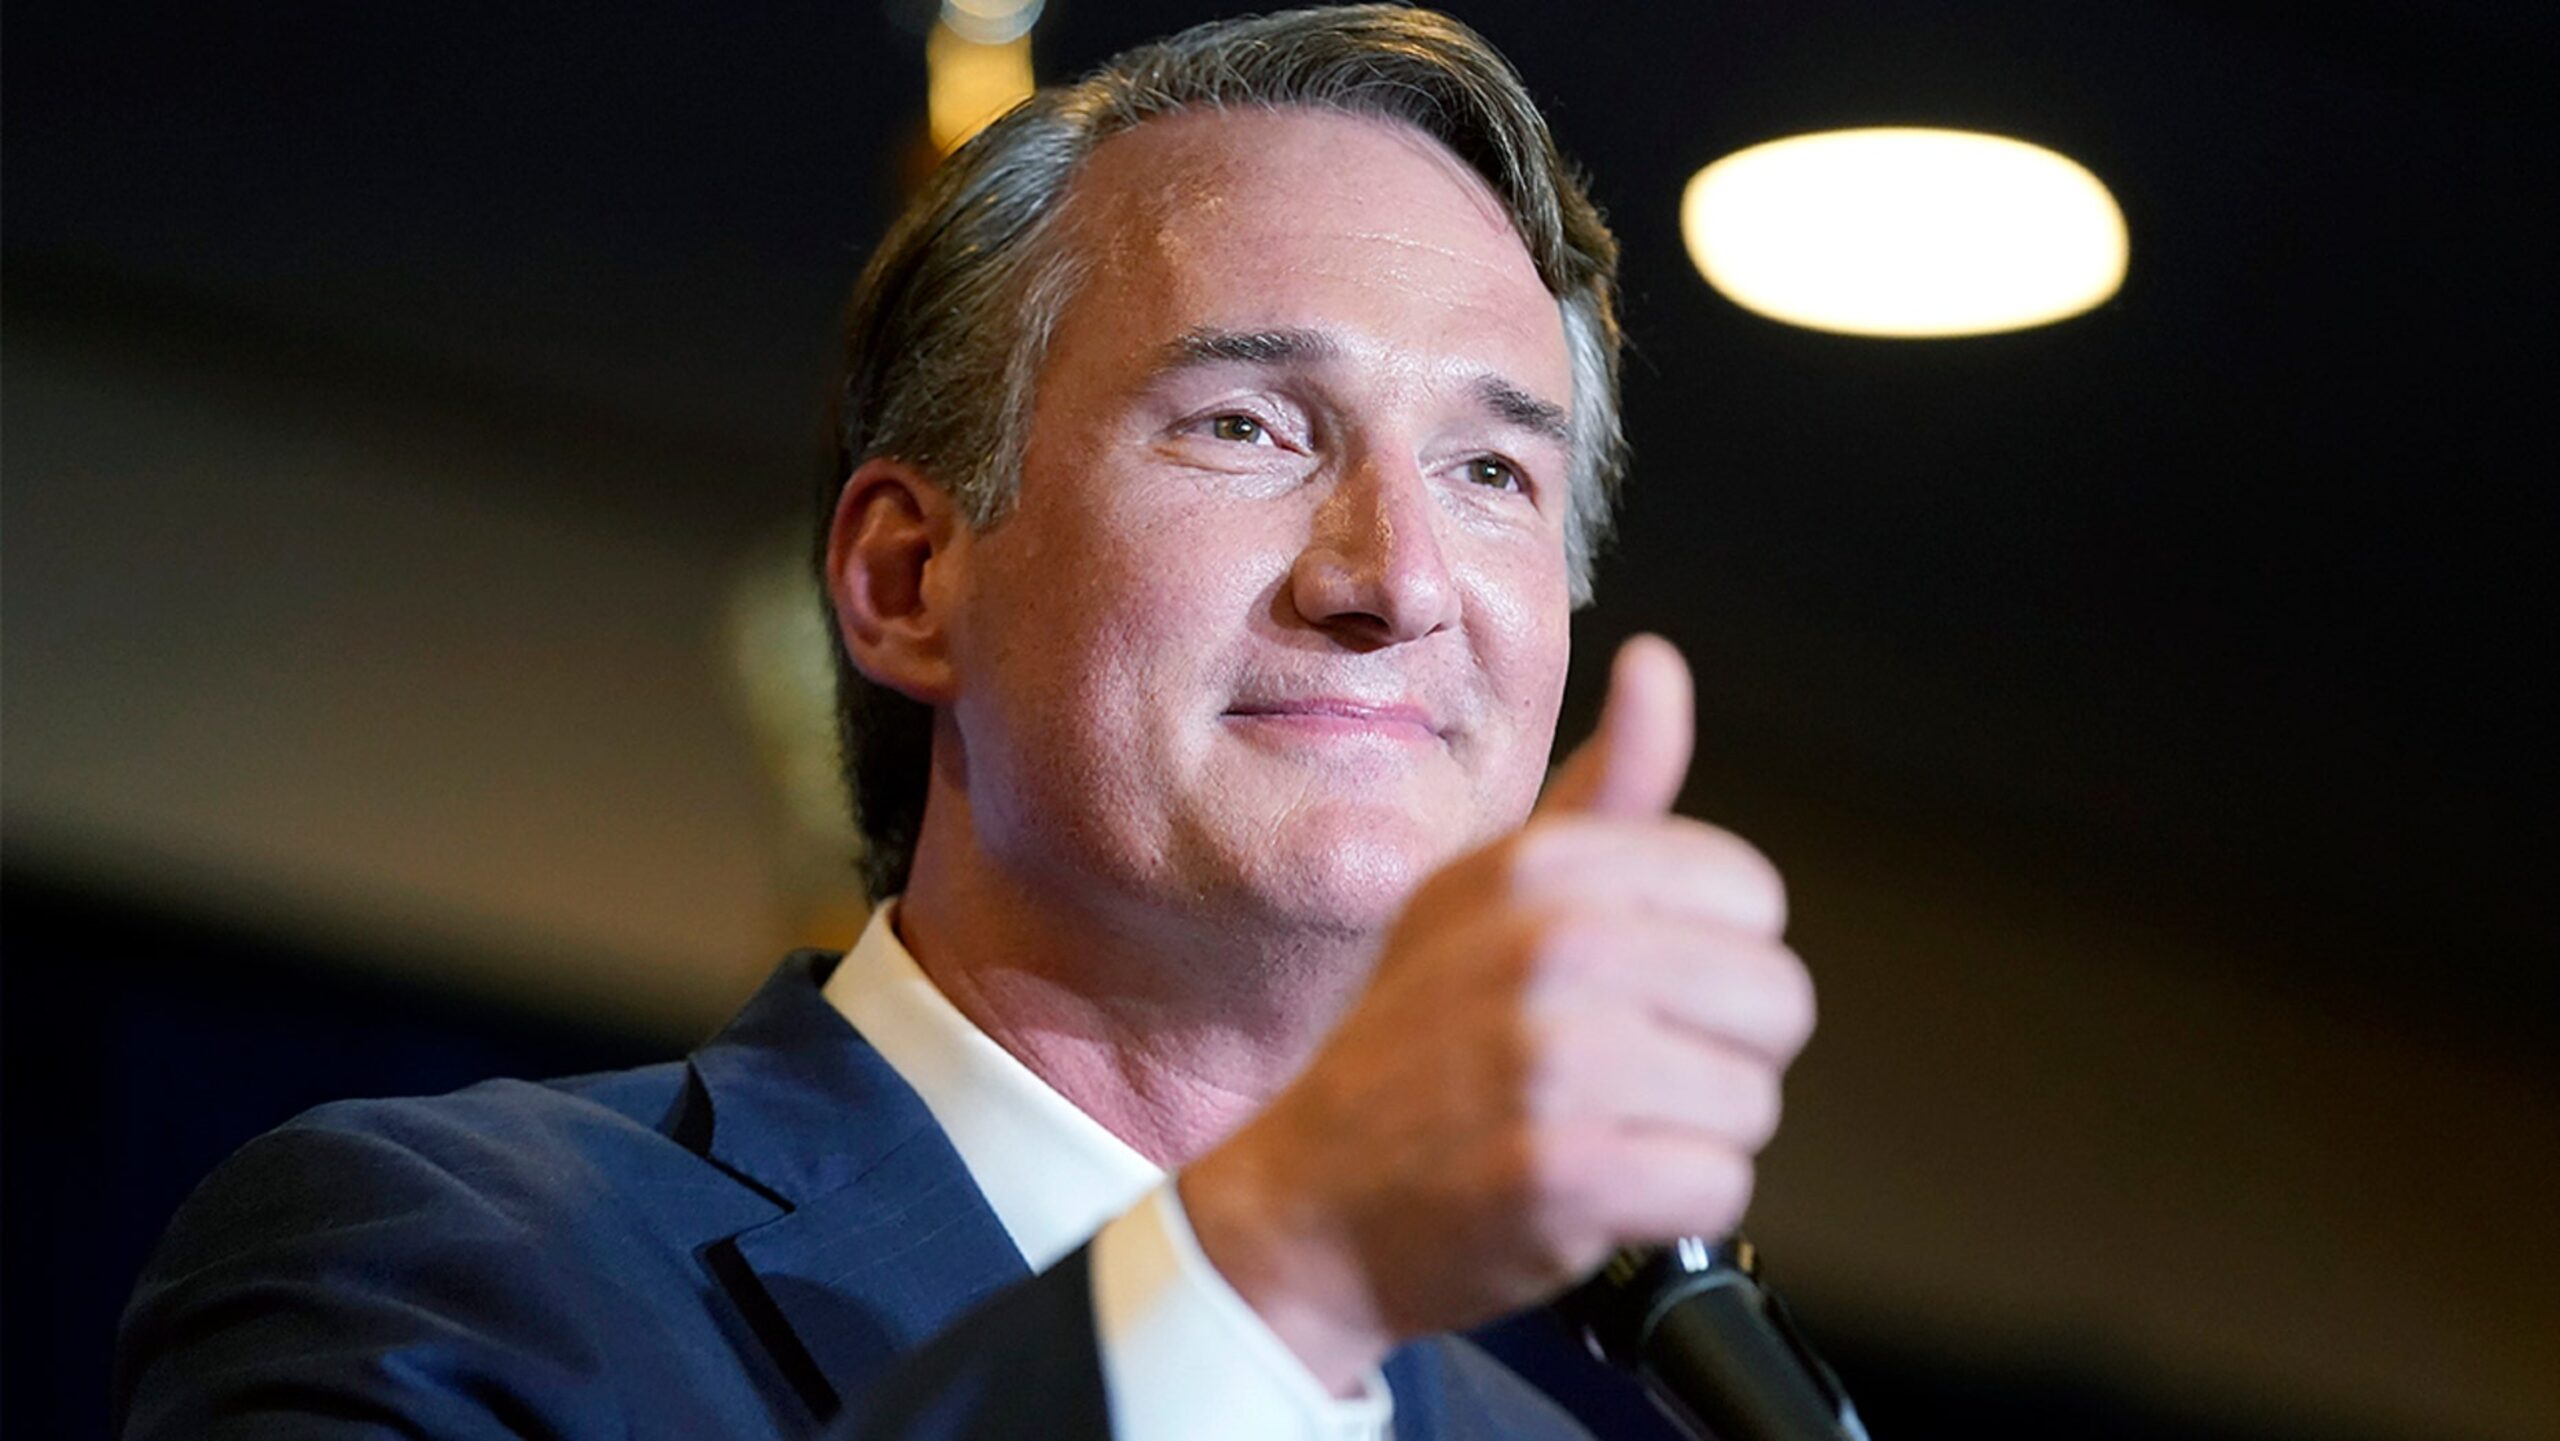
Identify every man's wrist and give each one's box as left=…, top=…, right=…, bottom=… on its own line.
left=1176, top=1141, right=1397, bottom=1395
left=1090, top=1185, right=1392, bottom=1440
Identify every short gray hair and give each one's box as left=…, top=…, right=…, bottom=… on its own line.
left=826, top=4, right=1627, bottom=898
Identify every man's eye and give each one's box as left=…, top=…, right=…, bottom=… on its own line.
left=1463, top=456, right=1523, bottom=491
left=1208, top=414, right=1267, bottom=444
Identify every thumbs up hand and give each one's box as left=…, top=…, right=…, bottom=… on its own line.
left=1182, top=636, right=1814, bottom=1393
left=1537, top=631, right=1696, bottom=818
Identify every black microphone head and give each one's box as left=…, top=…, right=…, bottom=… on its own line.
left=1558, top=1236, right=1760, bottom=1369
left=1556, top=1237, right=1868, bottom=1441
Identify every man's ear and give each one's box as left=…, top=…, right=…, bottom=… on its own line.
left=823, top=458, right=966, bottom=705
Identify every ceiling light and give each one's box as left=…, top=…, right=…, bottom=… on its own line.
left=1682, top=128, right=2129, bottom=338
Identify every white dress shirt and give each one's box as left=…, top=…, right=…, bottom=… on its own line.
left=822, top=904, right=1392, bottom=1440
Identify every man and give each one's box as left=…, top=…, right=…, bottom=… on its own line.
left=116, top=9, right=1813, bottom=1438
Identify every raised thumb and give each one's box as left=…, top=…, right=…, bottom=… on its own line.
left=1537, top=633, right=1695, bottom=819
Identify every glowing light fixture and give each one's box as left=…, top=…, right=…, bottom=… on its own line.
left=1682, top=128, right=2128, bottom=338
left=926, top=0, right=1040, bottom=154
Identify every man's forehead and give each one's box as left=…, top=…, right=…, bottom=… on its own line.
left=1059, top=106, right=1534, bottom=276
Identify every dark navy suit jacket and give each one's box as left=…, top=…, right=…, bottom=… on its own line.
left=115, top=952, right=1594, bottom=1439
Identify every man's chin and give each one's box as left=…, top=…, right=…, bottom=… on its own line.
left=1212, top=824, right=1454, bottom=939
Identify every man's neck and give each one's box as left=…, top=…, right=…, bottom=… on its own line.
left=894, top=845, right=1376, bottom=1169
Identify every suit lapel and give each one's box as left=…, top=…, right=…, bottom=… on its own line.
left=687, top=951, right=1029, bottom=1419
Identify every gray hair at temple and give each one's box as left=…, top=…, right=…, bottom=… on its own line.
left=824, top=3, right=1628, bottom=899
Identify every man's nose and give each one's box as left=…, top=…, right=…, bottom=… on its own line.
left=1286, top=449, right=1460, bottom=646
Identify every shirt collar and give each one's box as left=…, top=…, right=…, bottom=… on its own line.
left=821, top=903, right=1165, bottom=1272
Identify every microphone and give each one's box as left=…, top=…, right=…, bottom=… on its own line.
left=1558, top=1236, right=1869, bottom=1441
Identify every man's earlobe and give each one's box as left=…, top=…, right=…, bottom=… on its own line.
left=824, top=458, right=964, bottom=704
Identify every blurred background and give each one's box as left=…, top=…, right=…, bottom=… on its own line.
left=5, top=2, right=2554, bottom=1437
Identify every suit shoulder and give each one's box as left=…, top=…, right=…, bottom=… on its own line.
left=156, top=1061, right=752, bottom=1270
left=118, top=1063, right=785, bottom=1440
left=294, top=1062, right=687, bottom=1182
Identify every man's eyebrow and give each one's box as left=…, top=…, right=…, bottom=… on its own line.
left=1152, top=328, right=1570, bottom=442
left=1475, top=376, right=1571, bottom=443
left=1155, top=327, right=1341, bottom=371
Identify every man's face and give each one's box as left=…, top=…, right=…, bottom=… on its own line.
left=943, top=107, right=1576, bottom=937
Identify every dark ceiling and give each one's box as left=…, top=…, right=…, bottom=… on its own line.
left=7, top=2, right=2554, bottom=1059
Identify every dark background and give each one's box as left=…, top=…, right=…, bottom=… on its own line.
left=6, top=2, right=2554, bottom=1438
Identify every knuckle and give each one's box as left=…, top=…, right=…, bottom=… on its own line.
left=1768, top=949, right=1818, bottom=1054
left=1723, top=834, right=1790, bottom=934
left=1694, top=1049, right=1782, bottom=1150
left=1671, top=819, right=1789, bottom=933
left=1698, top=1152, right=1757, bottom=1237
left=1734, top=1067, right=1784, bottom=1150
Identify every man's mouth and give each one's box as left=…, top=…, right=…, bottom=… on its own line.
left=1223, top=697, right=1444, bottom=744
